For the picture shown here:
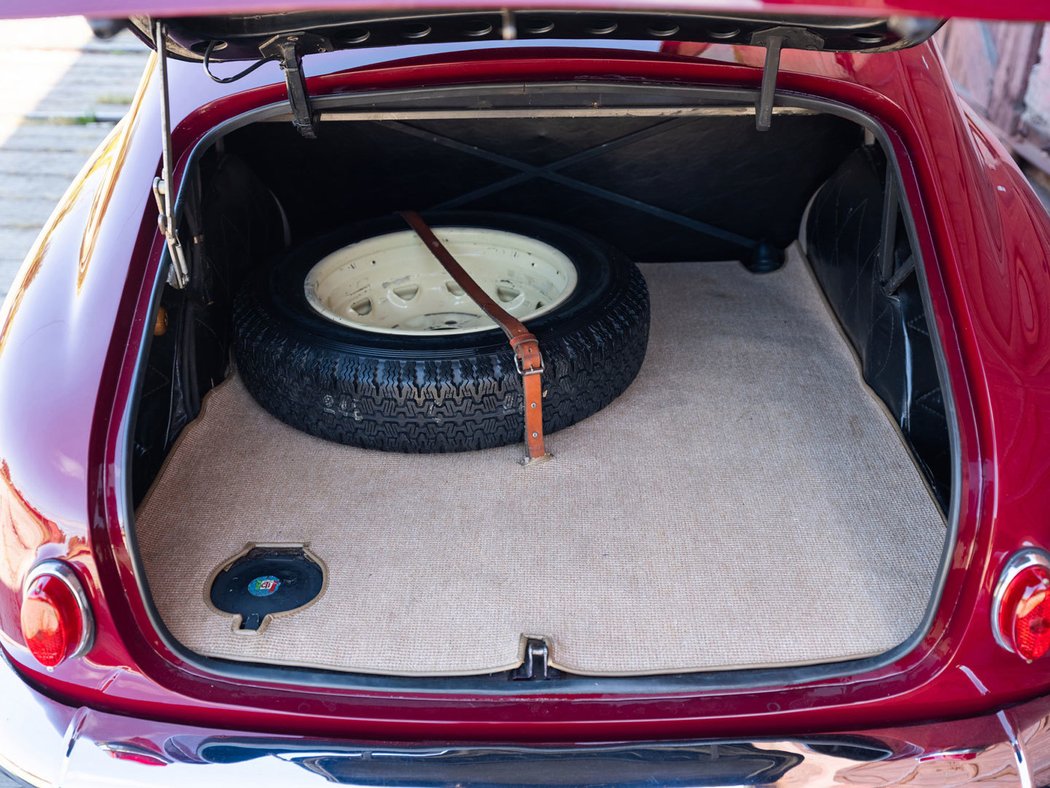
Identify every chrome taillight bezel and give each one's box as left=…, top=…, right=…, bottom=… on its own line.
left=991, top=548, right=1050, bottom=657
left=22, top=559, right=95, bottom=663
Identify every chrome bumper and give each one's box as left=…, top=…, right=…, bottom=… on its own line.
left=1, top=652, right=1048, bottom=787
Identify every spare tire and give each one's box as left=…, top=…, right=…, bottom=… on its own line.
left=232, top=212, right=649, bottom=453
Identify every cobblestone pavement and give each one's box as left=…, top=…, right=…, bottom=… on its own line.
left=0, top=18, right=147, bottom=786
left=0, top=17, right=148, bottom=300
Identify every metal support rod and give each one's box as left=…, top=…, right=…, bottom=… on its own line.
left=756, top=35, right=783, bottom=132
left=151, top=19, right=189, bottom=289
left=388, top=121, right=757, bottom=251
left=433, top=119, right=685, bottom=210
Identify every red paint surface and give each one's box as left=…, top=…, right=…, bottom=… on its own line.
left=0, top=39, right=1049, bottom=744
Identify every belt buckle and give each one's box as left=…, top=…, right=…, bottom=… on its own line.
left=515, top=354, right=545, bottom=376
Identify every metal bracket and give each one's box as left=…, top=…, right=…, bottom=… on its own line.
left=152, top=20, right=190, bottom=289
left=754, top=34, right=783, bottom=133
left=260, top=34, right=329, bottom=139
left=511, top=637, right=551, bottom=680
left=751, top=27, right=823, bottom=132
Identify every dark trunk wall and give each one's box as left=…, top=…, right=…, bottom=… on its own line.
left=805, top=147, right=951, bottom=509
left=226, top=114, right=861, bottom=262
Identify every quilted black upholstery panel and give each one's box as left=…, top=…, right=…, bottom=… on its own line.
left=806, top=148, right=951, bottom=509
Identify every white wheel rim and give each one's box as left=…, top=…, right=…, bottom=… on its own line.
left=304, top=227, right=579, bottom=336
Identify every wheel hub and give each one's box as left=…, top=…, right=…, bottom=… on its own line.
left=304, top=227, right=578, bottom=336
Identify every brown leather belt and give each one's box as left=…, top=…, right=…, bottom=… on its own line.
left=399, top=211, right=550, bottom=464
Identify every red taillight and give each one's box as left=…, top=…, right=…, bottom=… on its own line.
left=993, top=549, right=1050, bottom=663
left=19, top=561, right=92, bottom=668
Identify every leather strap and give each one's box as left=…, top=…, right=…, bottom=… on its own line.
left=399, top=211, right=550, bottom=463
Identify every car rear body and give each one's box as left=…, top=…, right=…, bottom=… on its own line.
left=1, top=2, right=1050, bottom=784
left=3, top=644, right=1050, bottom=786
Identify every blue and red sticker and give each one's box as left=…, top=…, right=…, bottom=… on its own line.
left=248, top=575, right=281, bottom=597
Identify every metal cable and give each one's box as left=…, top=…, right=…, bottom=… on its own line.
left=202, top=40, right=276, bottom=84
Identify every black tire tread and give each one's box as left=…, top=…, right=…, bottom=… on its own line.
left=231, top=212, right=650, bottom=453
left=233, top=266, right=649, bottom=452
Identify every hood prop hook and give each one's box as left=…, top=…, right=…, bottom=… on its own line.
left=152, top=19, right=190, bottom=289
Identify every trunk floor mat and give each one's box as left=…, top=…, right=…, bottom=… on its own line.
left=135, top=251, right=947, bottom=676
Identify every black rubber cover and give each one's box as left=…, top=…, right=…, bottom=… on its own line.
left=232, top=212, right=650, bottom=453
left=210, top=547, right=324, bottom=631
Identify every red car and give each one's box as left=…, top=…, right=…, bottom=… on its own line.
left=2, top=0, right=1050, bottom=784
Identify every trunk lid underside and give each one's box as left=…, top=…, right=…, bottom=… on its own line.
left=131, top=9, right=942, bottom=65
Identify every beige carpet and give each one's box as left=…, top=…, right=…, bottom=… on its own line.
left=135, top=251, right=947, bottom=677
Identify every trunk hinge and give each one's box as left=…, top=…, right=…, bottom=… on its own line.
left=152, top=19, right=190, bottom=289
left=261, top=34, right=328, bottom=139
left=750, top=27, right=824, bottom=132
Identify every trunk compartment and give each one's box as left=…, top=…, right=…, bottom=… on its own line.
left=129, top=87, right=952, bottom=681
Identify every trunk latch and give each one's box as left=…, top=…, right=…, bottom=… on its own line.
left=511, top=638, right=552, bottom=680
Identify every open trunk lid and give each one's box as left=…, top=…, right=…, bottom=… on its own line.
left=10, top=0, right=1050, bottom=31
left=105, top=10, right=955, bottom=75
left=127, top=8, right=944, bottom=63
left=15, top=0, right=1050, bottom=54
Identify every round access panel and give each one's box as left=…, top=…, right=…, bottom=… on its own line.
left=209, top=546, right=325, bottom=632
